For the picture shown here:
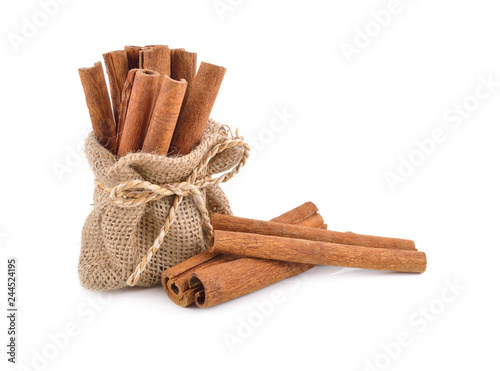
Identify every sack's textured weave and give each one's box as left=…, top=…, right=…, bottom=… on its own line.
left=79, top=120, right=245, bottom=290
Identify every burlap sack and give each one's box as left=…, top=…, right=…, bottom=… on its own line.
left=79, top=120, right=248, bottom=290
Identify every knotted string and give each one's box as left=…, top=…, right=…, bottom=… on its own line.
left=95, top=127, right=249, bottom=286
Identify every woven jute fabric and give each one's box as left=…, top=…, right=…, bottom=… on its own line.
left=79, top=120, right=246, bottom=290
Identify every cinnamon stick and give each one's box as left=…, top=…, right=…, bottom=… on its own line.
left=162, top=202, right=323, bottom=307
left=191, top=258, right=313, bottom=308
left=140, top=45, right=171, bottom=76
left=117, top=69, right=161, bottom=157
left=209, top=230, right=427, bottom=273
left=102, top=50, right=129, bottom=123
left=210, top=213, right=416, bottom=250
left=164, top=253, right=238, bottom=307
left=170, top=49, right=197, bottom=113
left=115, top=69, right=138, bottom=152
left=142, top=76, right=187, bottom=155
left=78, top=61, right=117, bottom=154
left=124, top=45, right=142, bottom=69
left=169, top=62, right=226, bottom=155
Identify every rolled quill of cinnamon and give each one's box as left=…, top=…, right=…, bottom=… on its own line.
left=162, top=252, right=238, bottom=307
left=169, top=62, right=226, bottom=155
left=78, top=61, right=117, bottom=154
left=190, top=258, right=312, bottom=308
left=117, top=69, right=161, bottom=157
left=170, top=49, right=197, bottom=113
left=210, top=213, right=416, bottom=250
left=209, top=231, right=427, bottom=273
left=140, top=45, right=171, bottom=76
left=115, top=69, right=138, bottom=152
left=142, top=76, right=187, bottom=155
left=124, top=45, right=142, bottom=69
left=102, top=50, right=129, bottom=123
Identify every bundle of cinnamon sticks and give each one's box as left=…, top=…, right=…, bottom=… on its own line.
left=79, top=45, right=226, bottom=157
left=163, top=202, right=426, bottom=308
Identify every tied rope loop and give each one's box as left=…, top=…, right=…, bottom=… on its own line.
left=95, top=129, right=249, bottom=287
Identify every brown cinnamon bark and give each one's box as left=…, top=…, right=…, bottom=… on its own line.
left=289, top=212, right=324, bottom=228
left=210, top=213, right=416, bottom=250
left=115, top=69, right=138, bottom=153
left=102, top=50, right=129, bottom=123
left=169, top=62, right=226, bottom=156
left=140, top=45, right=171, bottom=76
left=142, top=76, right=187, bottom=155
left=170, top=49, right=196, bottom=85
left=170, top=49, right=197, bottom=113
left=209, top=230, right=427, bottom=273
left=78, top=61, right=117, bottom=154
left=161, top=202, right=323, bottom=307
left=191, top=259, right=313, bottom=308
left=164, top=253, right=238, bottom=306
left=296, top=215, right=323, bottom=227
left=124, top=46, right=142, bottom=69
left=117, top=69, right=161, bottom=157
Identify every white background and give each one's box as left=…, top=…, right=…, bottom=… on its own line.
left=1, top=0, right=499, bottom=370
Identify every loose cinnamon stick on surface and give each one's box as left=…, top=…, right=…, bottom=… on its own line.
left=164, top=253, right=238, bottom=307
left=117, top=69, right=161, bottom=157
left=102, top=50, right=129, bottom=123
left=140, top=45, right=171, bottom=76
left=191, top=258, right=313, bottom=308
left=162, top=202, right=323, bottom=307
left=169, top=62, right=226, bottom=156
left=210, top=213, right=416, bottom=251
left=142, top=76, right=187, bottom=155
left=209, top=231, right=427, bottom=273
left=170, top=49, right=197, bottom=112
left=164, top=251, right=217, bottom=286
left=78, top=61, right=117, bottom=154
left=124, top=46, right=142, bottom=69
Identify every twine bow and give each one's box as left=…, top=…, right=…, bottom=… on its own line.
left=95, top=127, right=250, bottom=286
